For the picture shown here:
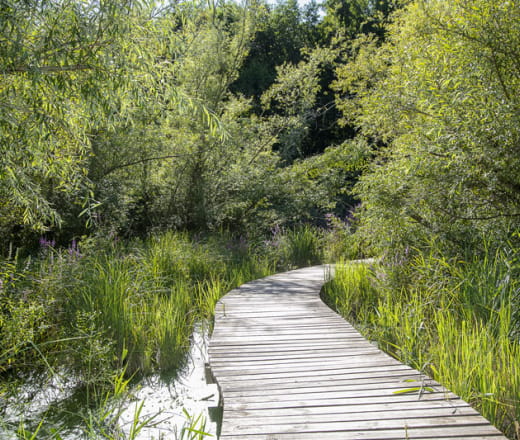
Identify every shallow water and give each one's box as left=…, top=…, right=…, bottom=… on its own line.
left=118, top=330, right=220, bottom=439
left=1, top=329, right=220, bottom=439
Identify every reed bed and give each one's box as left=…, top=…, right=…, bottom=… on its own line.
left=324, top=248, right=520, bottom=439
left=0, top=230, right=282, bottom=437
left=1, top=225, right=326, bottom=432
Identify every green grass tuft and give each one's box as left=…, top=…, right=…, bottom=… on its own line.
left=324, top=248, right=520, bottom=439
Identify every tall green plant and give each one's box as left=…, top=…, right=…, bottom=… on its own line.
left=276, top=225, right=324, bottom=268
left=335, top=0, right=520, bottom=255
left=324, top=246, right=520, bottom=438
left=0, top=0, right=227, bottom=247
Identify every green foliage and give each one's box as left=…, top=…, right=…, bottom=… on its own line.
left=0, top=230, right=288, bottom=391
left=88, top=2, right=281, bottom=234
left=179, top=410, right=213, bottom=440
left=0, top=250, right=58, bottom=376
left=58, top=231, right=278, bottom=376
left=322, top=261, right=378, bottom=321
left=262, top=46, right=338, bottom=162
left=0, top=0, right=355, bottom=246
left=280, top=225, right=324, bottom=268
left=232, top=0, right=321, bottom=98
left=0, top=0, right=228, bottom=246
left=91, top=25, right=349, bottom=235
left=2, top=230, right=290, bottom=439
left=320, top=0, right=400, bottom=40
left=0, top=1, right=154, bottom=232
left=335, top=0, right=520, bottom=255
left=324, top=243, right=520, bottom=438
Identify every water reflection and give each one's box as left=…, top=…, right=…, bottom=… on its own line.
left=118, top=330, right=219, bottom=439
left=1, top=329, right=220, bottom=439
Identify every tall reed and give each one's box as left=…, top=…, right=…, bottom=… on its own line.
left=2, top=227, right=326, bottom=439
left=324, top=248, right=520, bottom=439
left=0, top=232, right=278, bottom=438
left=1, top=230, right=285, bottom=385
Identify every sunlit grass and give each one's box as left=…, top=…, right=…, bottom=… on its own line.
left=57, top=231, right=278, bottom=376
left=1, top=230, right=283, bottom=438
left=324, top=249, right=520, bottom=439
left=1, top=226, right=330, bottom=438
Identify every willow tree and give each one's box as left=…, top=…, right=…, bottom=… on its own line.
left=85, top=0, right=265, bottom=233
left=0, top=0, right=186, bottom=244
left=92, top=2, right=350, bottom=235
left=335, top=0, right=520, bottom=253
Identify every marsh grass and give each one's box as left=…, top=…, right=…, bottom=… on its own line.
left=1, top=226, right=330, bottom=438
left=278, top=225, right=324, bottom=269
left=324, top=248, right=520, bottom=439
left=322, top=261, right=377, bottom=325
left=0, top=230, right=287, bottom=439
left=58, top=231, right=278, bottom=376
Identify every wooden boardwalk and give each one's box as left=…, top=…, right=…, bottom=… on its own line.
left=208, top=266, right=508, bottom=439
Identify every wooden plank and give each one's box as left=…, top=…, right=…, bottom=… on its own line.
left=211, top=348, right=384, bottom=359
left=223, top=393, right=461, bottom=412
left=219, top=374, right=428, bottom=393
left=211, top=324, right=354, bottom=333
left=210, top=337, right=368, bottom=348
left=222, top=400, right=469, bottom=419
left=209, top=349, right=382, bottom=363
left=208, top=265, right=508, bottom=439
left=211, top=326, right=359, bottom=336
left=224, top=414, right=492, bottom=435
left=221, top=388, right=457, bottom=405
left=211, top=332, right=363, bottom=340
left=220, top=426, right=506, bottom=440
left=214, top=363, right=413, bottom=382
left=210, top=317, right=349, bottom=327
left=210, top=354, right=397, bottom=373
left=222, top=380, right=445, bottom=397
left=216, top=369, right=424, bottom=390
left=222, top=405, right=478, bottom=424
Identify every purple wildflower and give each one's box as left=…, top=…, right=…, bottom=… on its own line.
left=39, top=237, right=55, bottom=249
left=68, top=239, right=82, bottom=259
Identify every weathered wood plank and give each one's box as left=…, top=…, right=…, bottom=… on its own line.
left=209, top=344, right=373, bottom=356
left=219, top=374, right=428, bottom=392
left=211, top=327, right=359, bottom=336
left=224, top=414, right=492, bottom=435
left=208, top=266, right=507, bottom=439
left=209, top=350, right=382, bottom=364
left=222, top=380, right=446, bottom=398
left=222, top=388, right=459, bottom=406
left=210, top=356, right=401, bottom=374
left=222, top=405, right=478, bottom=424
left=219, top=426, right=505, bottom=440
left=223, top=393, right=461, bottom=412
left=213, top=364, right=414, bottom=382
left=222, top=399, right=469, bottom=419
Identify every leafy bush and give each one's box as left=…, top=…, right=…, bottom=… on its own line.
left=336, top=0, right=520, bottom=256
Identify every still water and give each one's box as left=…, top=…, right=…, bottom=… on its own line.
left=1, top=329, right=220, bottom=439
left=118, top=330, right=220, bottom=439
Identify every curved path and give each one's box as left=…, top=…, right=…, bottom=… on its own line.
left=208, top=265, right=507, bottom=439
